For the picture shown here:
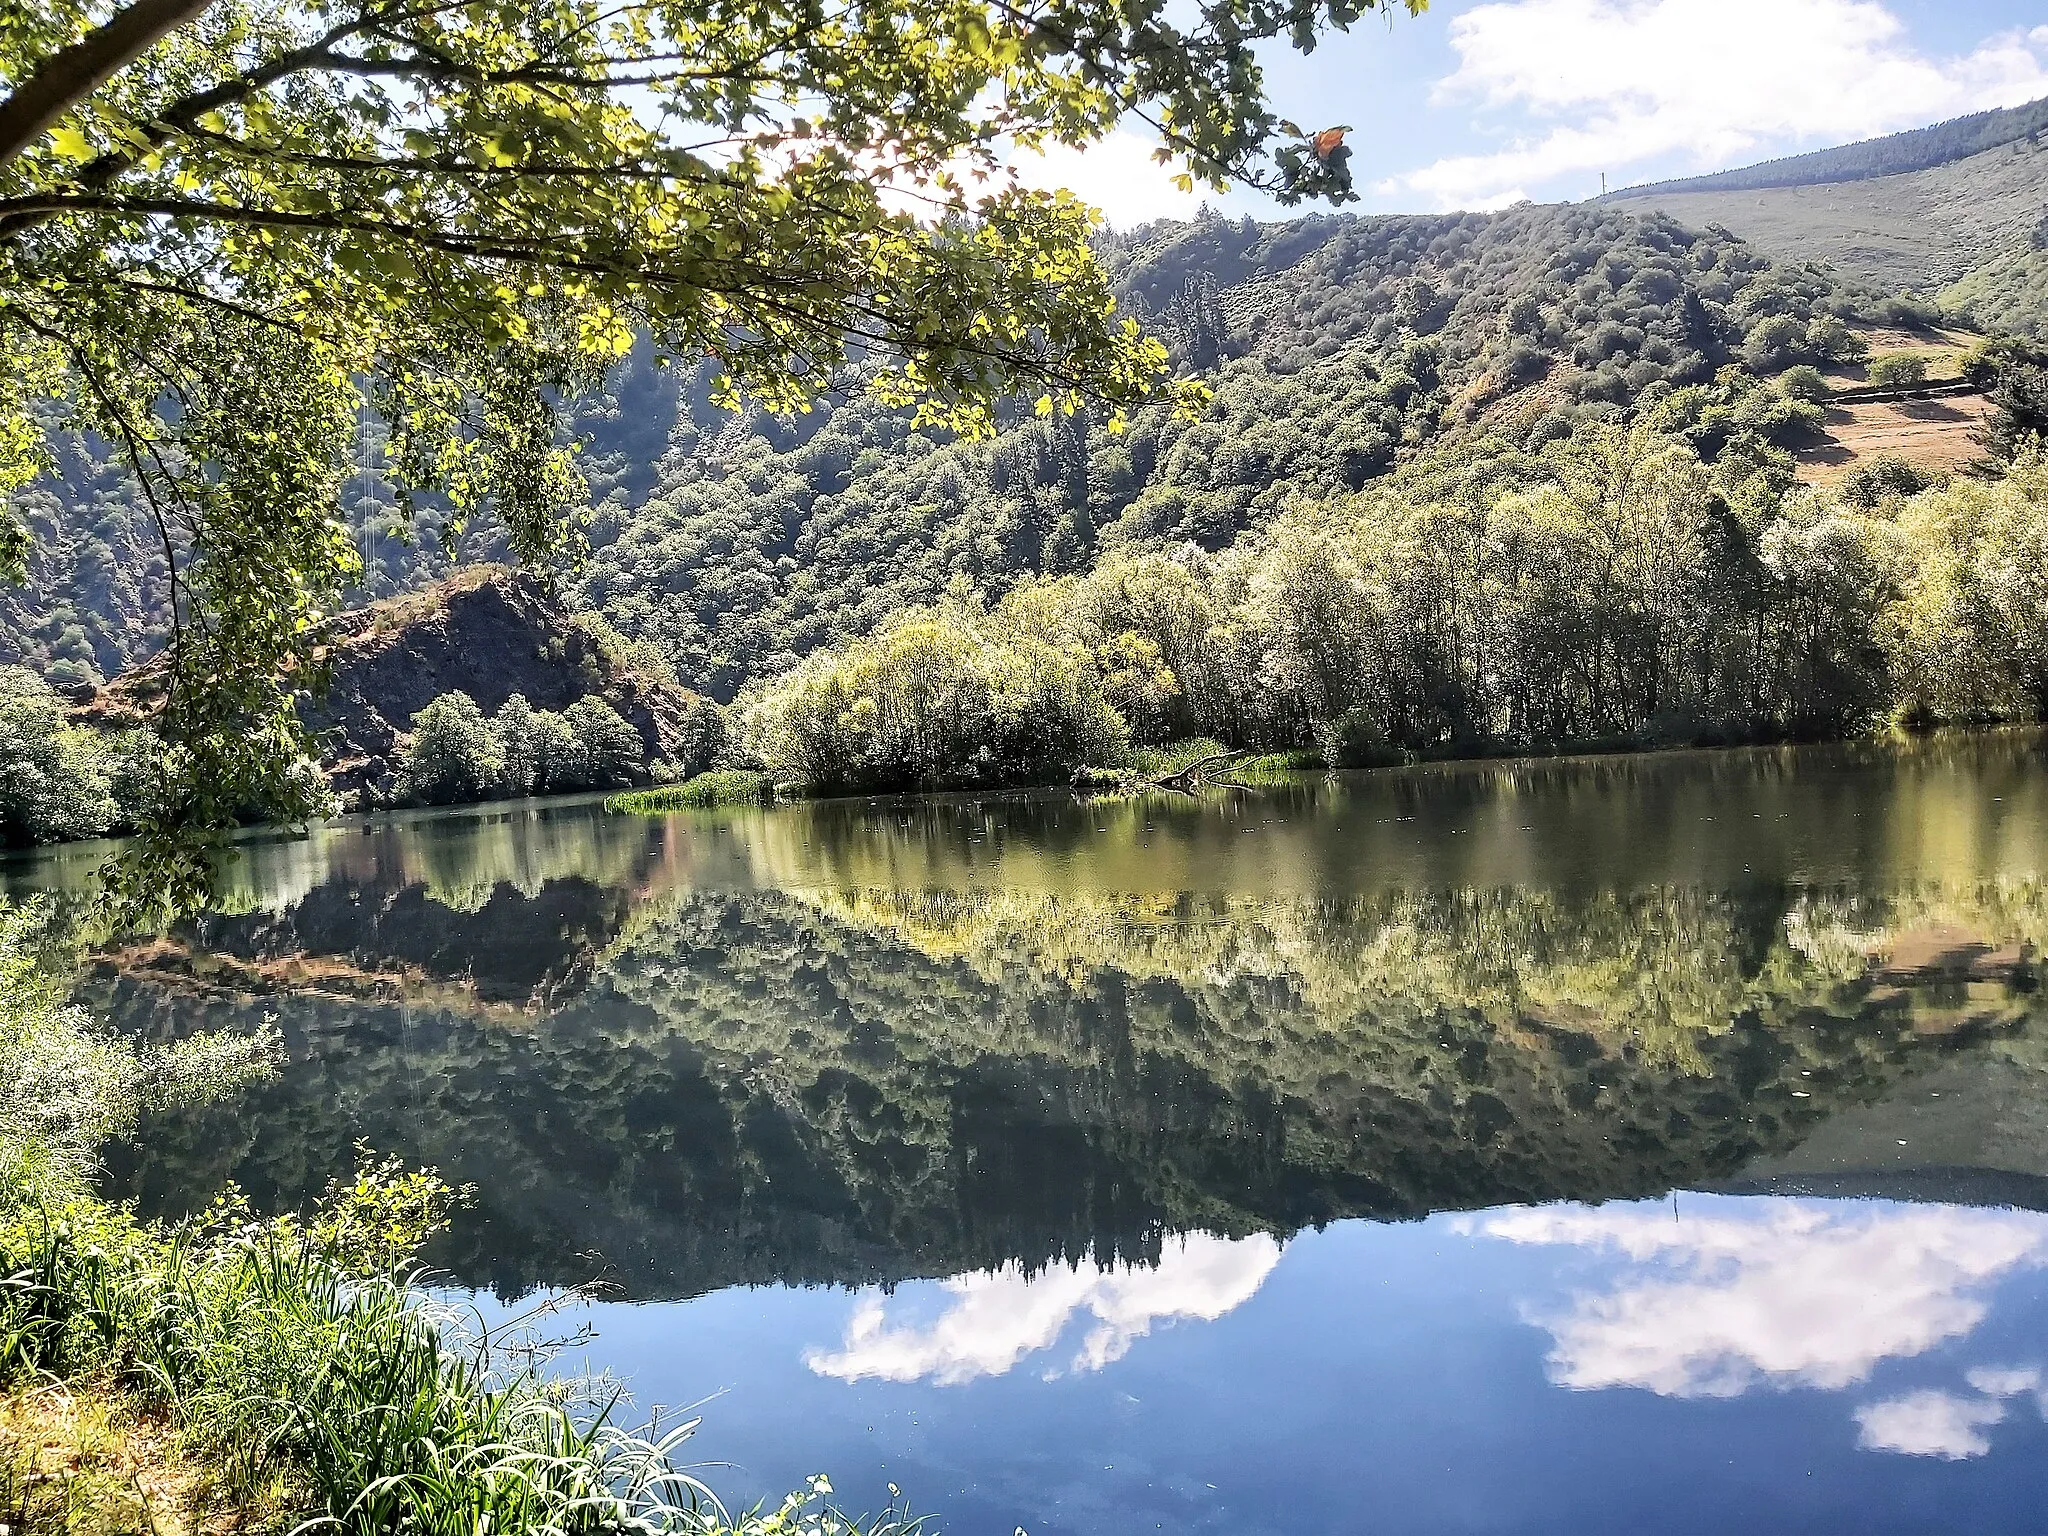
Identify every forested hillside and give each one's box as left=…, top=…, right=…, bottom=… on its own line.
left=1614, top=96, right=2048, bottom=199
left=15, top=194, right=2048, bottom=823
left=2, top=203, right=1870, bottom=698
left=575, top=205, right=1879, bottom=699
left=1608, top=122, right=2048, bottom=330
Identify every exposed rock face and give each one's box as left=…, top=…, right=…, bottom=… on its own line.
left=83, top=566, right=724, bottom=802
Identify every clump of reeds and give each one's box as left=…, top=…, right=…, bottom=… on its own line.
left=608, top=770, right=776, bottom=813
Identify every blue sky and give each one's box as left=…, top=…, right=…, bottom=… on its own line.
left=1010, top=0, right=2048, bottom=224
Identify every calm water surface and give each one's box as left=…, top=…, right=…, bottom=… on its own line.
left=13, top=735, right=2048, bottom=1534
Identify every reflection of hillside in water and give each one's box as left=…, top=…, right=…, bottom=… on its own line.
left=92, top=851, right=2048, bottom=1301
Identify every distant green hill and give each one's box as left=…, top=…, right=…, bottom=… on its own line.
left=1612, top=96, right=2048, bottom=199
left=572, top=205, right=1873, bottom=699
left=1606, top=107, right=2048, bottom=334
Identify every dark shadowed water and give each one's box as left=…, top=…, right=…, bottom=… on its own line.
left=12, top=734, right=2048, bottom=1534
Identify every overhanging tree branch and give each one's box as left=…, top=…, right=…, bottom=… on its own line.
left=0, top=0, right=222, bottom=169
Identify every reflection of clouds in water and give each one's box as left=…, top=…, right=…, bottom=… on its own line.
left=1467, top=1202, right=2048, bottom=1398
left=1858, top=1367, right=2048, bottom=1460
left=1967, top=1364, right=2047, bottom=1405
left=1859, top=1388, right=2013, bottom=1459
left=805, top=1233, right=1281, bottom=1386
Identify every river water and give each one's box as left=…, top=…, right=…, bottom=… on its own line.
left=12, top=735, right=2048, bottom=1534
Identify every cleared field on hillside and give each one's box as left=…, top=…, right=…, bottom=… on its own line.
left=1794, top=393, right=1990, bottom=483
left=1816, top=325, right=1977, bottom=388
left=1608, top=137, right=2048, bottom=294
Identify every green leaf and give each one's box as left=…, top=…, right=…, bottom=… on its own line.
left=48, top=126, right=95, bottom=162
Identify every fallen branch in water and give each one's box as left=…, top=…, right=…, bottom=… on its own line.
left=1148, top=748, right=1251, bottom=794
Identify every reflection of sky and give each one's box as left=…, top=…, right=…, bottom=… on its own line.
left=1463, top=1199, right=2048, bottom=1462
left=806, top=1234, right=1281, bottom=1385
left=500, top=1197, right=2048, bottom=1535
left=1467, top=1201, right=2046, bottom=1392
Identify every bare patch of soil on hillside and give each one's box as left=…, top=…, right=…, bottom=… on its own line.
left=1794, top=393, right=1991, bottom=483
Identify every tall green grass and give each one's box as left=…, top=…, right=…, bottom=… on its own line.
left=608, top=770, right=774, bottom=813
left=1120, top=739, right=1234, bottom=779
left=2, top=1182, right=919, bottom=1534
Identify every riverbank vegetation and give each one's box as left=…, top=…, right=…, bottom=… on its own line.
left=11, top=165, right=2048, bottom=843
left=0, top=668, right=160, bottom=845
left=398, top=691, right=648, bottom=807
left=713, top=427, right=2048, bottom=793
left=609, top=771, right=775, bottom=812
left=0, top=901, right=908, bottom=1534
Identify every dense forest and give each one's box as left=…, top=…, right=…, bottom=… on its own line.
left=573, top=205, right=1893, bottom=701
left=729, top=431, right=2048, bottom=791
left=10, top=198, right=2048, bottom=825
left=1612, top=94, right=2048, bottom=199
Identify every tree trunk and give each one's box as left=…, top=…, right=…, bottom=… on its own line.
left=0, top=0, right=218, bottom=169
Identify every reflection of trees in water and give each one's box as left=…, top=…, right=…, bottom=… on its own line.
left=714, top=730, right=2048, bottom=898
left=86, top=867, right=2048, bottom=1302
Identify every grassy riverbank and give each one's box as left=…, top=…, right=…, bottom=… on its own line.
left=602, top=724, right=1905, bottom=817
left=0, top=902, right=912, bottom=1536
left=607, top=770, right=776, bottom=813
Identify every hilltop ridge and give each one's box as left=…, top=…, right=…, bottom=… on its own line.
left=1606, top=106, right=2048, bottom=332
left=1609, top=95, right=2048, bottom=200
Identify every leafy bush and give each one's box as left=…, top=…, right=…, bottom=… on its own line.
left=1647, top=367, right=1821, bottom=458
left=741, top=605, right=1128, bottom=792
left=0, top=668, right=119, bottom=844
left=1777, top=365, right=1831, bottom=403
left=1973, top=337, right=2048, bottom=461
left=1836, top=454, right=1932, bottom=508
left=1888, top=448, right=2048, bottom=720
left=1321, top=706, right=1401, bottom=768
left=1805, top=315, right=1868, bottom=364
left=528, top=706, right=580, bottom=792
left=1866, top=352, right=1930, bottom=389
left=396, top=691, right=504, bottom=806
left=560, top=697, right=644, bottom=790
left=491, top=693, right=545, bottom=795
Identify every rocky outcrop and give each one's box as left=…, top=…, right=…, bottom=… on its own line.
left=83, top=566, right=724, bottom=803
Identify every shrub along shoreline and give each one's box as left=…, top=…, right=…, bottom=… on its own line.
left=0, top=902, right=912, bottom=1536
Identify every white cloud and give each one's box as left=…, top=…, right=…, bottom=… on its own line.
left=1007, top=132, right=1209, bottom=228
left=804, top=1232, right=1281, bottom=1386
left=1469, top=1200, right=2048, bottom=1397
left=1855, top=1389, right=2009, bottom=1459
left=1386, top=0, right=2048, bottom=209
left=1853, top=1364, right=2048, bottom=1457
